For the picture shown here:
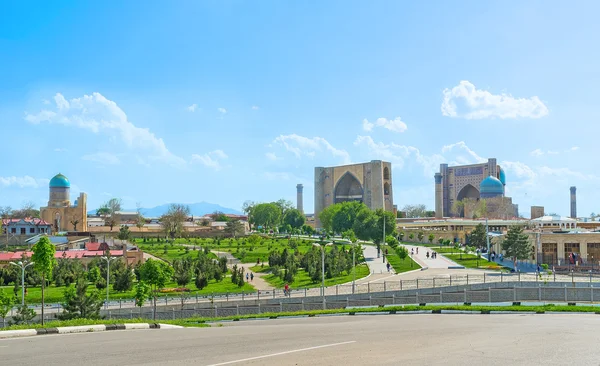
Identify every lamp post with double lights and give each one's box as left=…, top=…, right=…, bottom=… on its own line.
left=100, top=255, right=117, bottom=309
left=10, top=260, right=34, bottom=306
left=313, top=240, right=333, bottom=309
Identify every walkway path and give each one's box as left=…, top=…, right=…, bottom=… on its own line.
left=211, top=250, right=240, bottom=264
left=237, top=262, right=274, bottom=291
left=363, top=245, right=394, bottom=275
left=402, top=244, right=461, bottom=269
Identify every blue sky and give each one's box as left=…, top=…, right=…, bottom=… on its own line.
left=1, top=1, right=599, bottom=217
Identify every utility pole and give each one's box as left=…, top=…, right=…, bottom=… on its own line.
left=382, top=214, right=386, bottom=263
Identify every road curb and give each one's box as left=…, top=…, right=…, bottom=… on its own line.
left=0, top=323, right=181, bottom=339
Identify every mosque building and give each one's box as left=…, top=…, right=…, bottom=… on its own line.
left=39, top=173, right=88, bottom=232
left=434, top=158, right=518, bottom=219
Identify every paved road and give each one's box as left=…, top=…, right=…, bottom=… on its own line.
left=3, top=314, right=600, bottom=365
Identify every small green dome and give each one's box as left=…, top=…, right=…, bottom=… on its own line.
left=480, top=175, right=503, bottom=194
left=499, top=167, right=506, bottom=185
left=49, top=173, right=70, bottom=188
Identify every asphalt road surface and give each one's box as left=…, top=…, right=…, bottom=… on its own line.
left=2, top=314, right=600, bottom=365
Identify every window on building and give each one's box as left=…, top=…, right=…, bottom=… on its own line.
left=11, top=228, right=16, bottom=234
left=20, top=228, right=26, bottom=235
left=30, top=228, right=35, bottom=234
left=40, top=228, right=45, bottom=233
left=383, top=167, right=390, bottom=180
left=587, top=243, right=600, bottom=264
left=564, top=242, right=580, bottom=264
left=541, top=243, right=558, bottom=265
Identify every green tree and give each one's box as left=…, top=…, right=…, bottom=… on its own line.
left=58, top=274, right=104, bottom=320
left=134, top=281, right=152, bottom=309
left=501, top=226, right=532, bottom=264
left=374, top=209, right=396, bottom=243
left=10, top=305, right=35, bottom=325
left=469, top=223, right=487, bottom=249
left=87, top=266, right=101, bottom=284
left=319, top=204, right=342, bottom=232
left=401, top=204, right=427, bottom=218
left=172, top=258, right=193, bottom=287
left=428, top=233, right=435, bottom=244
left=224, top=219, right=245, bottom=239
left=283, top=209, right=306, bottom=231
left=211, top=211, right=230, bottom=222
left=352, top=208, right=378, bottom=242
left=117, top=225, right=131, bottom=241
left=252, top=203, right=282, bottom=230
left=160, top=204, right=191, bottom=239
left=398, top=231, right=405, bottom=241
left=408, top=233, right=414, bottom=241
left=417, top=231, right=424, bottom=242
left=139, top=259, right=174, bottom=319
left=32, top=236, right=56, bottom=325
left=0, top=291, right=14, bottom=321
left=332, top=202, right=367, bottom=234
left=342, top=229, right=357, bottom=243
left=302, top=224, right=315, bottom=236
left=113, top=265, right=134, bottom=292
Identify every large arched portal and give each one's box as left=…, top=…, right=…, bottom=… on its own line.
left=456, top=184, right=480, bottom=201
left=334, top=172, right=363, bottom=204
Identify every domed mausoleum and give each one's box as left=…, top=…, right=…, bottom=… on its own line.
left=40, top=173, right=87, bottom=232
left=434, top=158, right=518, bottom=218
left=479, top=176, right=504, bottom=199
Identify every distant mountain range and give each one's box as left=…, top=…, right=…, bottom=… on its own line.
left=88, top=202, right=242, bottom=217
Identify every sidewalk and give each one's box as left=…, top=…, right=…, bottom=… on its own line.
left=402, top=244, right=461, bottom=269
left=363, top=245, right=395, bottom=275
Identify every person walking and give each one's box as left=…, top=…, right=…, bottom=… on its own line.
left=250, top=273, right=254, bottom=282
left=246, top=273, right=249, bottom=282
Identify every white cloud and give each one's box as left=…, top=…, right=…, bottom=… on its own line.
left=530, top=149, right=544, bottom=157
left=186, top=103, right=198, bottom=112
left=81, top=152, right=121, bottom=165
left=265, top=152, right=281, bottom=161
left=531, top=147, right=579, bottom=157
left=362, top=119, right=374, bottom=132
left=191, top=150, right=228, bottom=170
left=24, top=92, right=187, bottom=168
left=354, top=135, right=443, bottom=176
left=272, top=134, right=351, bottom=164
left=251, top=106, right=260, bottom=110
left=441, top=80, right=549, bottom=119
left=0, top=176, right=48, bottom=188
left=362, top=117, right=408, bottom=133
left=441, top=141, right=486, bottom=164
left=218, top=108, right=227, bottom=114
left=42, top=99, right=50, bottom=105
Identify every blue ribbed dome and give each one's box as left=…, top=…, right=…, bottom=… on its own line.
left=498, top=168, right=506, bottom=185
left=49, top=173, right=70, bottom=188
left=480, top=175, right=503, bottom=194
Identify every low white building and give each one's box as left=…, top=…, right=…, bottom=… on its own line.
left=531, top=215, right=577, bottom=231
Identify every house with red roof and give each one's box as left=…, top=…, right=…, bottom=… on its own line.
left=2, top=218, right=53, bottom=236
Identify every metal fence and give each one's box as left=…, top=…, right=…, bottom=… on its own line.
left=5, top=273, right=600, bottom=327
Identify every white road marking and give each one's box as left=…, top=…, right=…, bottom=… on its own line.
left=206, top=340, right=357, bottom=365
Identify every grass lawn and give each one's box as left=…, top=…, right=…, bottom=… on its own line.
left=0, top=278, right=255, bottom=305
left=259, top=264, right=370, bottom=289
left=138, top=244, right=217, bottom=263
left=445, top=253, right=505, bottom=270
left=386, top=251, right=421, bottom=273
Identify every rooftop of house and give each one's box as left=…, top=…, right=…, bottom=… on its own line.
left=2, top=218, right=52, bottom=226
left=0, top=250, right=124, bottom=262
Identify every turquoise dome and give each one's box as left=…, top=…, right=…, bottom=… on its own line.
left=49, top=173, right=70, bottom=188
left=480, top=175, right=503, bottom=196
left=498, top=167, right=506, bottom=185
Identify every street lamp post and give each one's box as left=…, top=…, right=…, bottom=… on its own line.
left=313, top=241, right=333, bottom=309
left=485, top=218, right=491, bottom=262
left=10, top=260, right=34, bottom=306
left=101, top=256, right=117, bottom=309
left=352, top=242, right=356, bottom=294
left=382, top=214, right=386, bottom=263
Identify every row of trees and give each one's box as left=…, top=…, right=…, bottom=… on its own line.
left=319, top=201, right=395, bottom=243
left=243, top=200, right=306, bottom=233
left=0, top=202, right=40, bottom=219
left=267, top=243, right=362, bottom=284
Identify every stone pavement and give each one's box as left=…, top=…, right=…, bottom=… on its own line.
left=402, top=244, right=461, bottom=269
left=363, top=244, right=394, bottom=275
left=237, top=262, right=274, bottom=291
